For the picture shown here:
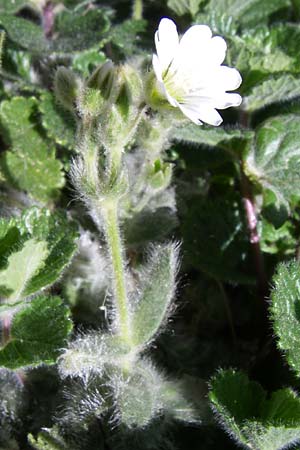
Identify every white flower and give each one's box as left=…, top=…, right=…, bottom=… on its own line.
left=152, top=18, right=242, bottom=126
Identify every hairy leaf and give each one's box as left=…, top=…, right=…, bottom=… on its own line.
left=245, top=114, right=300, bottom=209
left=0, top=97, right=64, bottom=202
left=210, top=370, right=300, bottom=450
left=131, top=243, right=179, bottom=347
left=242, top=75, right=300, bottom=112
left=270, top=260, right=300, bottom=377
left=0, top=295, right=72, bottom=368
left=38, top=92, right=76, bottom=150
left=0, top=207, right=78, bottom=306
left=173, top=123, right=253, bottom=150
left=0, top=14, right=47, bottom=53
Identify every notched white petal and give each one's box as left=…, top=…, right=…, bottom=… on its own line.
left=217, top=66, right=242, bottom=91
left=155, top=18, right=179, bottom=73
left=209, top=36, right=227, bottom=66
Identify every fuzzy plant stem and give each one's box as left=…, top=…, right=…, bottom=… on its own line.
left=132, top=0, right=143, bottom=20
left=101, top=201, right=132, bottom=345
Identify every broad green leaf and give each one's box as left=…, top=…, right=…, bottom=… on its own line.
left=131, top=243, right=178, bottom=347
left=0, top=14, right=47, bottom=53
left=167, top=0, right=204, bottom=17
left=205, top=0, right=290, bottom=27
left=0, top=97, right=64, bottom=202
left=0, top=207, right=78, bottom=306
left=210, top=370, right=300, bottom=450
left=172, top=123, right=253, bottom=150
left=245, top=115, right=300, bottom=209
left=270, top=260, right=300, bottom=376
left=0, top=239, right=48, bottom=303
left=242, top=75, right=300, bottom=112
left=0, top=295, right=72, bottom=368
left=38, top=92, right=76, bottom=150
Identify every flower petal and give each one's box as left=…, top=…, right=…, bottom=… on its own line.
left=179, top=101, right=223, bottom=126
left=155, top=18, right=179, bottom=73
left=216, top=66, right=242, bottom=91
left=152, top=54, right=163, bottom=82
left=209, top=36, right=227, bottom=66
left=172, top=25, right=212, bottom=73
left=214, top=93, right=242, bottom=109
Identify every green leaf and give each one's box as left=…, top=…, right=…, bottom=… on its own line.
left=0, top=295, right=72, bottom=368
left=72, top=49, right=106, bottom=77
left=270, top=260, right=300, bottom=377
left=172, top=123, right=253, bottom=150
left=38, top=92, right=76, bottom=150
left=245, top=115, right=300, bottom=210
left=52, top=8, right=110, bottom=53
left=0, top=97, right=64, bottom=202
left=0, top=207, right=78, bottom=306
left=167, top=0, right=204, bottom=17
left=28, top=427, right=68, bottom=450
left=242, top=75, right=300, bottom=112
left=210, top=370, right=300, bottom=450
left=114, top=358, right=163, bottom=428
left=131, top=243, right=179, bottom=347
left=205, top=0, right=290, bottom=27
left=0, top=14, right=47, bottom=53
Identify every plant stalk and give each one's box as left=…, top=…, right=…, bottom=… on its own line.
left=132, top=0, right=143, bottom=20
left=102, top=201, right=132, bottom=345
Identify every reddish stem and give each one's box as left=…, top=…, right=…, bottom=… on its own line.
left=42, top=1, right=55, bottom=38
left=240, top=168, right=268, bottom=299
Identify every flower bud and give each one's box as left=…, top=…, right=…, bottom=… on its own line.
left=148, top=159, right=172, bottom=191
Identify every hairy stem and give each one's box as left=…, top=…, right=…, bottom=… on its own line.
left=132, top=0, right=143, bottom=20
left=102, top=201, right=132, bottom=344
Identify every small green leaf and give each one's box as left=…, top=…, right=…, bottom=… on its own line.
left=39, top=92, right=76, bottom=150
left=210, top=370, right=300, bottom=450
left=72, top=49, right=106, bottom=77
left=28, top=427, right=68, bottom=450
left=245, top=114, right=300, bottom=209
left=270, top=260, right=300, bottom=377
left=0, top=207, right=78, bottom=306
left=0, top=295, right=72, bottom=369
left=242, top=75, right=300, bottom=112
left=0, top=96, right=64, bottom=202
left=0, top=14, right=47, bottom=53
left=131, top=243, right=179, bottom=347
